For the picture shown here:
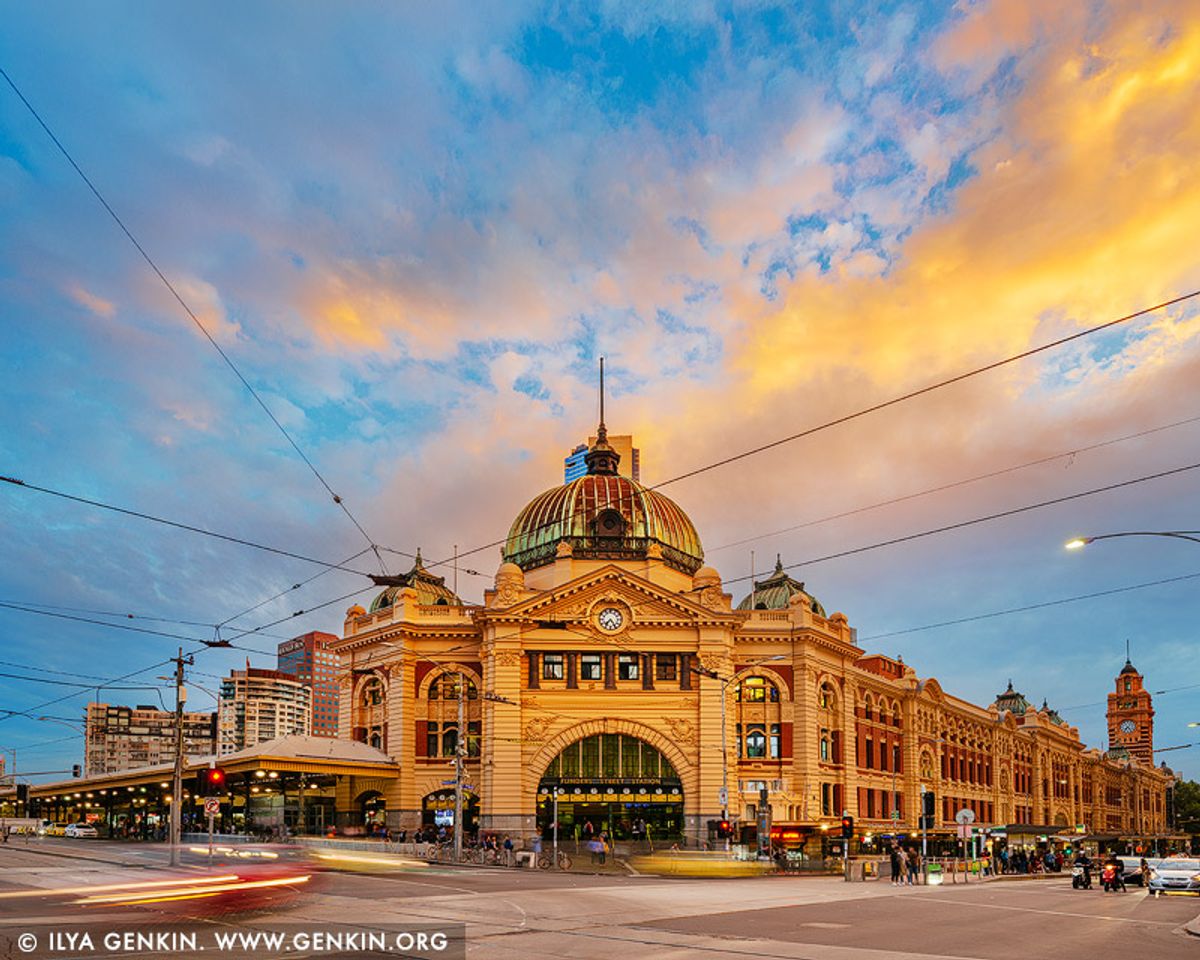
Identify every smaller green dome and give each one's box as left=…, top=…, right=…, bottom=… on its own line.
left=994, top=680, right=1029, bottom=716
left=736, top=556, right=825, bottom=615
left=370, top=551, right=461, bottom=612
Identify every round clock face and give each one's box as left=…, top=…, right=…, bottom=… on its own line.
left=1119, top=720, right=1136, bottom=734
left=597, top=607, right=624, bottom=632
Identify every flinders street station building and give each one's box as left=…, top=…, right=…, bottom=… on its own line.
left=331, top=422, right=1176, bottom=854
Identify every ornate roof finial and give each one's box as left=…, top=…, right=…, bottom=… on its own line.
left=415, top=547, right=423, bottom=567
left=1006, top=679, right=1014, bottom=692
left=584, top=356, right=621, bottom=475
left=774, top=553, right=784, bottom=575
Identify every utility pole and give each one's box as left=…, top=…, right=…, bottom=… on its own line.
left=453, top=670, right=466, bottom=863
left=168, top=648, right=192, bottom=867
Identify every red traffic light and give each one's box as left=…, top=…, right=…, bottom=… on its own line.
left=840, top=815, right=854, bottom=839
left=204, top=767, right=226, bottom=789
left=717, top=819, right=732, bottom=838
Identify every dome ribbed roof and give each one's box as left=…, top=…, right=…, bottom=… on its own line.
left=736, top=556, right=826, bottom=614
left=369, top=552, right=461, bottom=612
left=504, top=473, right=704, bottom=574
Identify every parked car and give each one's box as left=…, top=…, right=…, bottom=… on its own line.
left=1147, top=858, right=1200, bottom=896
left=64, top=823, right=98, bottom=839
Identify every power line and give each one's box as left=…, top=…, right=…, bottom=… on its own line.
left=0, top=601, right=215, bottom=645
left=857, top=570, right=1200, bottom=642
left=0, top=475, right=375, bottom=577
left=720, top=459, right=1200, bottom=587
left=0, top=65, right=389, bottom=576
left=215, top=546, right=374, bottom=628
left=437, top=290, right=1200, bottom=569
left=708, top=412, right=1200, bottom=553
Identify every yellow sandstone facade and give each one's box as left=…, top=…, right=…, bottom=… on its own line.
left=330, top=424, right=1174, bottom=851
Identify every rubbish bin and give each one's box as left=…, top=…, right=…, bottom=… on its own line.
left=926, top=863, right=944, bottom=886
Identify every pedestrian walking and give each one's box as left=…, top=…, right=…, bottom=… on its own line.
left=889, top=844, right=903, bottom=885
left=905, top=846, right=920, bottom=885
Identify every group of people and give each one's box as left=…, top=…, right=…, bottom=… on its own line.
left=997, top=847, right=1059, bottom=874
left=888, top=844, right=923, bottom=884
left=581, top=820, right=612, bottom=864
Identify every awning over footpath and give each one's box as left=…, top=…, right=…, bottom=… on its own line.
left=28, top=734, right=399, bottom=799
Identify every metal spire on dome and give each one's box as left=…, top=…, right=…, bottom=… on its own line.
left=584, top=356, right=621, bottom=475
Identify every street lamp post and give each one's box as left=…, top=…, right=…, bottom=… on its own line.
left=1065, top=531, right=1200, bottom=550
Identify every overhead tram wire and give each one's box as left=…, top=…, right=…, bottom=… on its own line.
left=433, top=290, right=1200, bottom=571
left=716, top=458, right=1200, bottom=588
left=0, top=66, right=390, bottom=576
left=0, top=476, right=376, bottom=577
left=707, top=411, right=1200, bottom=554
left=856, top=569, right=1200, bottom=643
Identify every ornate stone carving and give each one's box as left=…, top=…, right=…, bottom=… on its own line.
left=697, top=652, right=732, bottom=675
left=661, top=717, right=697, bottom=745
left=521, top=695, right=541, bottom=709
left=699, top=585, right=729, bottom=611
left=523, top=715, right=555, bottom=743
left=492, top=649, right=521, bottom=668
left=496, top=580, right=522, bottom=606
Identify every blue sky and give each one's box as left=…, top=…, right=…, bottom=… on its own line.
left=1, top=0, right=1199, bottom=781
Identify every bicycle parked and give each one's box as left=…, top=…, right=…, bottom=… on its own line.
left=537, top=849, right=572, bottom=870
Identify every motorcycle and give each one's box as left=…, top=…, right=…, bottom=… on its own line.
left=1101, top=863, right=1126, bottom=892
left=1071, top=864, right=1092, bottom=889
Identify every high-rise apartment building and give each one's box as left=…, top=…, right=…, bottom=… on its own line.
left=84, top=703, right=217, bottom=775
left=564, top=435, right=639, bottom=482
left=217, top=665, right=310, bottom=755
left=277, top=631, right=340, bottom=738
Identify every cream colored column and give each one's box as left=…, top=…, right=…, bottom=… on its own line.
left=480, top=627, right=528, bottom=837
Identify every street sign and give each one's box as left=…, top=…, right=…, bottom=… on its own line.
left=718, top=787, right=728, bottom=807
left=203, top=797, right=220, bottom=816
left=957, top=823, right=971, bottom=840
left=954, top=807, right=976, bottom=825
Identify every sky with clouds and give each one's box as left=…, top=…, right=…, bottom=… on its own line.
left=1, top=0, right=1198, bottom=781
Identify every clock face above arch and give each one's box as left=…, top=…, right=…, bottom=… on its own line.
left=597, top=606, right=624, bottom=632
left=1119, top=719, right=1136, bottom=734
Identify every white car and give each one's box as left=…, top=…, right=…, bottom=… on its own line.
left=1147, top=858, right=1200, bottom=896
left=64, top=823, right=98, bottom=839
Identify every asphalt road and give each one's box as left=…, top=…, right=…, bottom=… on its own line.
left=0, top=840, right=1196, bottom=960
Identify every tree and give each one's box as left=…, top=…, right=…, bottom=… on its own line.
left=1174, top=779, right=1200, bottom=835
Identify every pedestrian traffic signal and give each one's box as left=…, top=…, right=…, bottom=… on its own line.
left=72, top=764, right=81, bottom=778
left=922, top=790, right=936, bottom=817
left=203, top=767, right=226, bottom=791
left=717, top=819, right=733, bottom=838
left=840, top=815, right=854, bottom=839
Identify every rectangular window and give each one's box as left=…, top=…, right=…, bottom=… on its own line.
left=865, top=738, right=873, bottom=769
left=580, top=654, right=602, bottom=681
left=542, top=654, right=564, bottom=680
left=892, top=744, right=901, bottom=774
left=866, top=790, right=876, bottom=819
left=426, top=722, right=438, bottom=757
left=581, top=735, right=600, bottom=777
left=822, top=782, right=832, bottom=816
left=655, top=654, right=677, bottom=681
left=617, top=654, right=639, bottom=680
left=820, top=730, right=829, bottom=761
left=602, top=733, right=620, bottom=778
left=769, top=724, right=780, bottom=758
left=467, top=721, right=481, bottom=757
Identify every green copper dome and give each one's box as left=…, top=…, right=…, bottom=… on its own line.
left=994, top=680, right=1030, bottom=716
left=736, top=556, right=826, bottom=614
left=504, top=473, right=704, bottom=575
left=369, top=552, right=461, bottom=612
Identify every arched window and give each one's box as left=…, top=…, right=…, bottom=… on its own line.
left=428, top=674, right=477, bottom=700
left=745, top=726, right=767, bottom=758
left=737, top=676, right=779, bottom=702
left=362, top=678, right=384, bottom=706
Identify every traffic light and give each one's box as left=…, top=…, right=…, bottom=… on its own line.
left=15, top=784, right=28, bottom=804
left=72, top=764, right=81, bottom=778
left=203, top=767, right=226, bottom=792
left=717, top=819, right=733, bottom=838
left=920, top=790, right=936, bottom=828
left=840, top=814, right=854, bottom=839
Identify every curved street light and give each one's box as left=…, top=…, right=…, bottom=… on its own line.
left=1065, top=530, right=1200, bottom=550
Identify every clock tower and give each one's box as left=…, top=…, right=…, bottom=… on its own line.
left=1106, top=658, right=1154, bottom=764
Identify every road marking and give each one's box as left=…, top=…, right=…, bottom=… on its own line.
left=905, top=895, right=1177, bottom=925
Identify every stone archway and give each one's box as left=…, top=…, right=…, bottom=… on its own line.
left=532, top=727, right=687, bottom=842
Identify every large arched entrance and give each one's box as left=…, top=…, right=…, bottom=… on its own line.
left=537, top=733, right=683, bottom=842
